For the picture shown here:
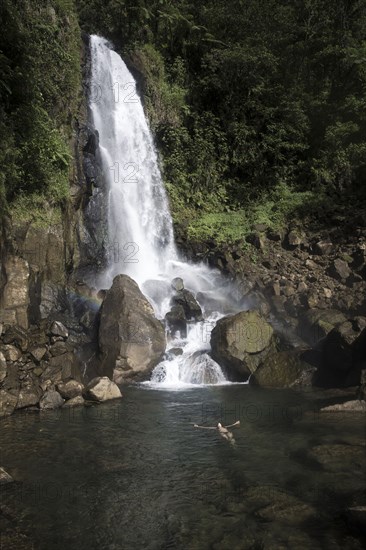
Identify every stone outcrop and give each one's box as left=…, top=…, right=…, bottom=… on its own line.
left=253, top=351, right=314, bottom=388
left=57, top=380, right=84, bottom=400
left=98, top=275, right=166, bottom=383
left=39, top=390, right=64, bottom=410
left=211, top=310, right=275, bottom=379
left=0, top=320, right=86, bottom=416
left=85, top=376, right=122, bottom=402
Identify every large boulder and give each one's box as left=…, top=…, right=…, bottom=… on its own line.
left=98, top=275, right=166, bottom=383
left=170, top=289, right=203, bottom=321
left=315, top=320, right=366, bottom=387
left=211, top=310, right=275, bottom=379
left=252, top=351, right=314, bottom=388
left=85, top=376, right=122, bottom=402
left=56, top=380, right=84, bottom=400
left=16, top=374, right=42, bottom=409
left=39, top=390, right=64, bottom=410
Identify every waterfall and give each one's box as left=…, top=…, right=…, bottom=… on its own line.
left=89, top=36, right=177, bottom=286
left=89, top=35, right=245, bottom=388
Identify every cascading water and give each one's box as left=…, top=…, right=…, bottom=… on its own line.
left=89, top=36, right=177, bottom=286
left=89, top=35, right=247, bottom=388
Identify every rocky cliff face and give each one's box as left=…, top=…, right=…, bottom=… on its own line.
left=0, top=34, right=106, bottom=331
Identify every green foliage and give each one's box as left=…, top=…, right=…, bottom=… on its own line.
left=76, top=0, right=366, bottom=233
left=187, top=182, right=322, bottom=243
left=0, top=0, right=81, bottom=215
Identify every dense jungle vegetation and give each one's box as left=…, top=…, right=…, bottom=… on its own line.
left=1, top=0, right=366, bottom=239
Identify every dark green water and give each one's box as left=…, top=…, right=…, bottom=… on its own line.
left=0, top=385, right=365, bottom=549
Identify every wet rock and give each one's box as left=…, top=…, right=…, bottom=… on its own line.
left=165, top=305, right=187, bottom=338
left=57, top=379, right=84, bottom=400
left=49, top=321, right=69, bottom=339
left=16, top=374, right=42, bottom=409
left=211, top=310, right=275, bottom=379
left=171, top=277, right=184, bottom=291
left=0, top=467, right=13, bottom=485
left=0, top=389, right=18, bottom=417
left=167, top=348, right=183, bottom=356
left=244, top=486, right=315, bottom=525
left=63, top=395, right=85, bottom=407
left=253, top=351, right=313, bottom=388
left=79, top=309, right=98, bottom=334
left=320, top=400, right=366, bottom=412
left=39, top=390, right=64, bottom=410
left=170, top=289, right=203, bottom=321
left=0, top=351, right=7, bottom=383
left=99, top=275, right=166, bottom=383
left=85, top=376, right=122, bottom=402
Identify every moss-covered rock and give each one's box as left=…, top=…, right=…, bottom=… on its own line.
left=253, top=351, right=314, bottom=388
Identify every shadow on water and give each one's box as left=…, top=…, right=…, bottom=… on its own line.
left=0, top=385, right=365, bottom=549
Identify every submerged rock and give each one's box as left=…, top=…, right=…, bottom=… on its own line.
left=98, top=275, right=166, bottom=383
left=320, top=400, right=366, bottom=412
left=0, top=466, right=14, bottom=485
left=85, top=376, right=122, bottom=402
left=211, top=310, right=275, bottom=379
left=171, top=277, right=184, bottom=291
left=63, top=395, right=85, bottom=408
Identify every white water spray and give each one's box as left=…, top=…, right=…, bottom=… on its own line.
left=89, top=36, right=245, bottom=388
